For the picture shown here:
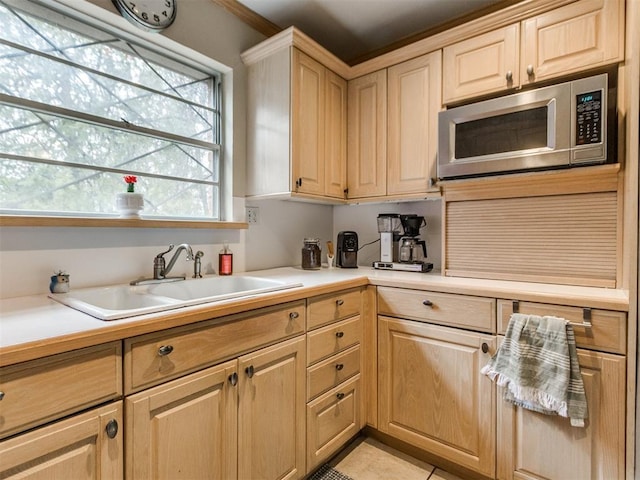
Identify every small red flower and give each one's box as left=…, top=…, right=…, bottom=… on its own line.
left=124, top=175, right=137, bottom=192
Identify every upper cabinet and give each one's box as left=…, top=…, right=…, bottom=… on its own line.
left=443, top=0, right=624, bottom=104
left=347, top=51, right=441, bottom=200
left=244, top=44, right=347, bottom=202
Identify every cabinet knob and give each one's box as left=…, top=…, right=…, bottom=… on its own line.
left=0, top=391, right=5, bottom=401
left=506, top=70, right=513, bottom=82
left=526, top=64, right=534, bottom=76
left=289, top=311, right=299, bottom=320
left=481, top=342, right=489, bottom=354
left=229, top=372, right=238, bottom=386
left=336, top=299, right=344, bottom=306
left=157, top=345, right=174, bottom=356
left=335, top=331, right=344, bottom=338
left=336, top=392, right=345, bottom=400
left=105, top=419, right=119, bottom=439
left=422, top=300, right=433, bottom=307
left=245, top=365, right=255, bottom=378
left=335, top=363, right=344, bottom=371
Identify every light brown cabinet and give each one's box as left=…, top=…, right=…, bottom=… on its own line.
left=245, top=46, right=347, bottom=201
left=387, top=51, right=441, bottom=195
left=0, top=401, right=123, bottom=479
left=443, top=0, right=625, bottom=104
left=378, top=315, right=496, bottom=477
left=347, top=51, right=441, bottom=199
left=306, top=289, right=364, bottom=473
left=495, top=299, right=626, bottom=480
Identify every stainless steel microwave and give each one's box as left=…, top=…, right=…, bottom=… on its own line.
left=437, top=74, right=612, bottom=179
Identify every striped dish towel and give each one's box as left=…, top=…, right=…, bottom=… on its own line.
left=481, top=313, right=588, bottom=427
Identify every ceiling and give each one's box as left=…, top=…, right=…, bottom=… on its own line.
left=234, top=0, right=508, bottom=64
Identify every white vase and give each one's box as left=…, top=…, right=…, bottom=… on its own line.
left=116, top=192, right=144, bottom=218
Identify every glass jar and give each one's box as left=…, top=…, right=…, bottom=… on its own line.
left=301, top=238, right=321, bottom=270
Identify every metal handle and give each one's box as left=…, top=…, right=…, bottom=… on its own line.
left=335, top=331, right=344, bottom=338
left=0, top=391, right=5, bottom=401
left=336, top=299, right=344, bottom=306
left=157, top=345, right=174, bottom=356
left=155, top=244, right=174, bottom=259
left=481, top=343, right=489, bottom=354
left=105, top=419, right=118, bottom=439
left=336, top=392, right=345, bottom=400
left=245, top=365, right=254, bottom=378
left=506, top=70, right=513, bottom=81
left=422, top=300, right=433, bottom=307
left=526, top=64, right=534, bottom=76
left=335, top=363, right=344, bottom=371
left=229, top=372, right=238, bottom=386
left=289, top=311, right=299, bottom=320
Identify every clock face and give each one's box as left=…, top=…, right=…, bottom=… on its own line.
left=113, top=0, right=177, bottom=32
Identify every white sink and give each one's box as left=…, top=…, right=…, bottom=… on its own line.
left=49, top=276, right=302, bottom=321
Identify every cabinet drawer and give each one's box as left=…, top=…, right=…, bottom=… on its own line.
left=125, top=301, right=305, bottom=393
left=307, top=345, right=360, bottom=400
left=307, top=316, right=361, bottom=365
left=497, top=300, right=626, bottom=354
left=307, top=288, right=361, bottom=330
left=0, top=342, right=122, bottom=439
left=378, top=286, right=495, bottom=332
left=307, top=374, right=361, bottom=471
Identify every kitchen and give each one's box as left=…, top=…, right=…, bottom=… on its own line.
left=0, top=0, right=638, bottom=479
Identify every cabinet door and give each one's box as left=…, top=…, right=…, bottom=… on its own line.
left=378, top=316, right=496, bottom=477
left=496, top=348, right=625, bottom=480
left=0, top=401, right=123, bottom=479
left=292, top=49, right=325, bottom=196
left=324, top=69, right=347, bottom=198
left=521, top=0, right=624, bottom=84
left=126, top=361, right=238, bottom=480
left=443, top=24, right=519, bottom=104
left=387, top=51, right=442, bottom=195
left=347, top=70, right=387, bottom=198
left=238, top=336, right=306, bottom=480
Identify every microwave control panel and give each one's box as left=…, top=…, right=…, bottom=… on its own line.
left=575, top=90, right=602, bottom=145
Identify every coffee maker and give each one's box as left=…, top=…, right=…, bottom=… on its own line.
left=373, top=214, right=433, bottom=272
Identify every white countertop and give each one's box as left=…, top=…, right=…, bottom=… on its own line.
left=0, top=266, right=629, bottom=366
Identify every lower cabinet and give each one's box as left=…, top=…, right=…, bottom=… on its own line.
left=378, top=316, right=496, bottom=477
left=497, top=348, right=626, bottom=480
left=0, top=401, right=123, bottom=479
left=125, top=336, right=306, bottom=480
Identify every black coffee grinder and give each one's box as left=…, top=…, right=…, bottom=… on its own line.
left=336, top=231, right=358, bottom=268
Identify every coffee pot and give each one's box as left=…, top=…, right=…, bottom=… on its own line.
left=399, top=238, right=427, bottom=263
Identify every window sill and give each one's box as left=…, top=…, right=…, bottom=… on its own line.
left=0, top=215, right=248, bottom=230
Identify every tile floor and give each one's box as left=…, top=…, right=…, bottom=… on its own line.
left=329, top=437, right=466, bottom=480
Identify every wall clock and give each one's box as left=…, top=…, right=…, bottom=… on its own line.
left=112, top=0, right=177, bottom=33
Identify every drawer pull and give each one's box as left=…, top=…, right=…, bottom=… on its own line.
left=335, top=331, right=344, bottom=338
left=335, top=363, right=344, bottom=371
left=336, top=299, right=344, bottom=306
left=481, top=343, right=489, bottom=354
left=0, top=391, right=4, bottom=401
left=289, top=311, right=299, bottom=320
left=229, top=372, right=238, bottom=386
left=105, top=419, right=119, bottom=439
left=422, top=300, right=433, bottom=307
left=526, top=64, right=534, bottom=76
left=157, top=345, right=174, bottom=356
left=336, top=392, right=345, bottom=400
left=245, top=365, right=255, bottom=378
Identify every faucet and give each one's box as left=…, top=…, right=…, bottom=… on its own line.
left=155, top=244, right=194, bottom=279
left=130, top=243, right=194, bottom=285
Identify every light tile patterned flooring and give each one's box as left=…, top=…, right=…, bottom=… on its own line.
left=329, top=437, right=466, bottom=480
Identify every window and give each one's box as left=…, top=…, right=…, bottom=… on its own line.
left=0, top=0, right=222, bottom=220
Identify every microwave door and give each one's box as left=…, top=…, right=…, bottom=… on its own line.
left=438, top=85, right=571, bottom=178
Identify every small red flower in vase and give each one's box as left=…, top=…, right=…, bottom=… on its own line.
left=124, top=175, right=137, bottom=193
left=117, top=175, right=144, bottom=218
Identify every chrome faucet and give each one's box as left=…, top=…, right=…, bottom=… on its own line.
left=130, top=243, right=194, bottom=286
left=155, top=243, right=194, bottom=279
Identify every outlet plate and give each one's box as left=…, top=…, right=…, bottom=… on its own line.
left=246, top=206, right=259, bottom=225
